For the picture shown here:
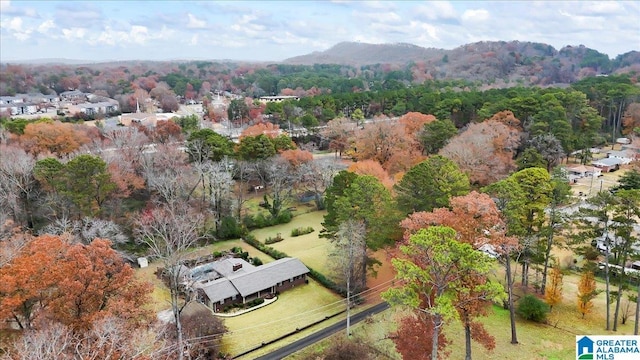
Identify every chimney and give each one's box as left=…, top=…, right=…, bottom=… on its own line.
left=232, top=263, right=242, bottom=271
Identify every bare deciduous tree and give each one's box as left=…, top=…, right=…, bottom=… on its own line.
left=135, top=202, right=204, bottom=360
left=329, top=219, right=367, bottom=336
left=0, top=145, right=38, bottom=228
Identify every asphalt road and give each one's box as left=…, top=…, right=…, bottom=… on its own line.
left=253, top=302, right=390, bottom=360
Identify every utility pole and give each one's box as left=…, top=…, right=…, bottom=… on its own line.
left=346, top=234, right=353, bottom=337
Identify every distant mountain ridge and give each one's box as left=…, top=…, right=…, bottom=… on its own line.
left=284, top=40, right=640, bottom=85
left=284, top=41, right=447, bottom=66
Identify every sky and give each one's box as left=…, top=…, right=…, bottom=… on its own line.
left=1, top=1, right=639, bottom=63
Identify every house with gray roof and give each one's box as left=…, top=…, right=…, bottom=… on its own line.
left=194, top=257, right=310, bottom=312
left=591, top=157, right=623, bottom=172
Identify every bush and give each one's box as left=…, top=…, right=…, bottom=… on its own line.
left=517, top=294, right=550, bottom=322
left=291, top=226, right=314, bottom=237
left=265, top=233, right=284, bottom=245
left=248, top=298, right=265, bottom=307
left=231, top=246, right=243, bottom=254
left=275, top=210, right=292, bottom=224
left=217, top=216, right=245, bottom=239
left=242, top=210, right=292, bottom=230
left=252, top=257, right=263, bottom=266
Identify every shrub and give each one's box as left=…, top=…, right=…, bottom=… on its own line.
left=242, top=210, right=293, bottom=230
left=231, top=246, right=243, bottom=254
left=217, top=216, right=244, bottom=239
left=249, top=298, right=265, bottom=307
left=517, top=294, right=550, bottom=323
left=291, top=226, right=314, bottom=237
left=252, top=257, right=263, bottom=266
left=275, top=210, right=292, bottom=224
left=265, top=233, right=284, bottom=245
left=212, top=251, right=223, bottom=258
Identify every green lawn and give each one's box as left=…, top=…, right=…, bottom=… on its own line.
left=221, top=278, right=343, bottom=357
left=249, top=211, right=333, bottom=275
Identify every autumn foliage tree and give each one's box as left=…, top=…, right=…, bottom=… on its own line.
left=352, top=120, right=423, bottom=174
left=240, top=122, right=281, bottom=139
left=391, top=312, right=451, bottom=360
left=0, top=234, right=153, bottom=331
left=383, top=226, right=500, bottom=360
left=440, top=119, right=521, bottom=185
left=399, top=192, right=505, bottom=359
left=20, top=121, right=90, bottom=157
left=398, top=112, right=436, bottom=138
left=577, top=270, right=598, bottom=319
left=280, top=148, right=314, bottom=168
left=347, top=159, right=393, bottom=189
left=544, top=263, right=563, bottom=311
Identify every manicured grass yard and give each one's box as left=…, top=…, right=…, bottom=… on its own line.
left=249, top=211, right=333, bottom=275
left=221, top=278, right=343, bottom=357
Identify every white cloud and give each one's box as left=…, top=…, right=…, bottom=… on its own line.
left=0, top=0, right=10, bottom=12
left=190, top=34, right=198, bottom=45
left=230, top=14, right=266, bottom=38
left=461, top=9, right=490, bottom=22
left=129, top=25, right=149, bottom=44
left=37, top=19, right=55, bottom=34
left=187, top=13, right=206, bottom=29
left=1, top=16, right=33, bottom=40
left=415, top=1, right=457, bottom=21
left=88, top=24, right=174, bottom=47
left=3, top=16, right=23, bottom=31
left=62, top=28, right=86, bottom=41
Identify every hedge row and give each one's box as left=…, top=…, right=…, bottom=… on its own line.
left=243, top=234, right=287, bottom=260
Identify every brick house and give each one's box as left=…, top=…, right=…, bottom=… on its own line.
left=192, top=257, right=310, bottom=312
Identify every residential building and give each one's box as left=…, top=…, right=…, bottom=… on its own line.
left=258, top=95, right=300, bottom=103
left=591, top=157, right=623, bottom=172
left=193, top=257, right=310, bottom=312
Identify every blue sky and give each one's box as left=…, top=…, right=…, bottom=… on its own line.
left=1, top=1, right=638, bottom=62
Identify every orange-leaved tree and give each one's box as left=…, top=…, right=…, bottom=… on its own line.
left=577, top=270, right=598, bottom=319
left=280, top=148, right=313, bottom=168
left=391, top=307, right=451, bottom=360
left=20, top=121, right=90, bottom=157
left=0, top=234, right=152, bottom=331
left=352, top=121, right=423, bottom=175
left=348, top=160, right=393, bottom=189
left=398, top=112, right=436, bottom=137
left=545, top=262, right=563, bottom=311
left=399, top=191, right=505, bottom=359
left=240, top=122, right=280, bottom=139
